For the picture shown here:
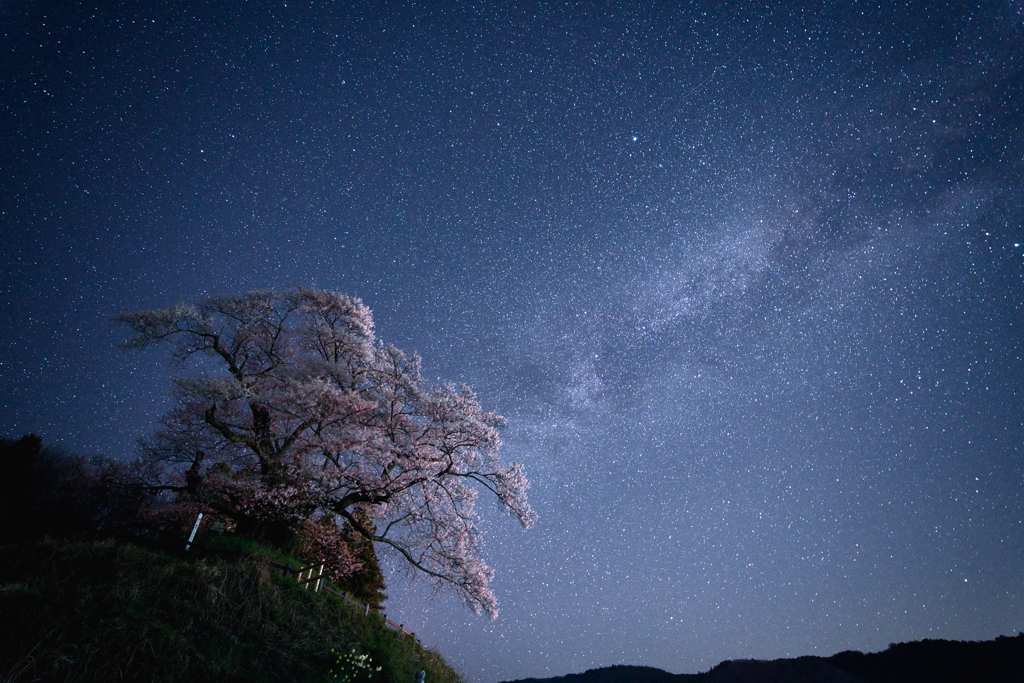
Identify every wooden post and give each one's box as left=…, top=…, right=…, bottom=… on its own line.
left=185, top=513, right=203, bottom=552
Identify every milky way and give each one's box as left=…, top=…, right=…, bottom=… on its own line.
left=2, top=2, right=1022, bottom=681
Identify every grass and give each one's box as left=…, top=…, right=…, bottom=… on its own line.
left=0, top=537, right=464, bottom=683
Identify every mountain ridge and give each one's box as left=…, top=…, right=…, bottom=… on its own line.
left=499, top=632, right=1024, bottom=683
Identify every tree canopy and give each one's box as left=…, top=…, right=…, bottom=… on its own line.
left=118, top=288, right=534, bottom=617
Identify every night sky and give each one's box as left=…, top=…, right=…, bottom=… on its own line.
left=2, top=1, right=1023, bottom=681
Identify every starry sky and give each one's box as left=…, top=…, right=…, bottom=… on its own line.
left=2, top=1, right=1024, bottom=681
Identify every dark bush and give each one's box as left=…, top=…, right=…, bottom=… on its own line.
left=0, top=435, right=152, bottom=544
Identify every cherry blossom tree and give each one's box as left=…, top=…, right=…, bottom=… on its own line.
left=118, top=288, right=534, bottom=617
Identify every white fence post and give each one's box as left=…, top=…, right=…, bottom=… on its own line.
left=185, top=513, right=203, bottom=551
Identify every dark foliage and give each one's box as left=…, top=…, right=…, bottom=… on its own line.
left=337, top=512, right=388, bottom=612
left=0, top=435, right=151, bottom=544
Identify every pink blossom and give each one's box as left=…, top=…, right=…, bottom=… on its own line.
left=119, top=288, right=534, bottom=617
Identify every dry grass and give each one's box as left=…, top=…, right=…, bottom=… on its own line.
left=0, top=538, right=464, bottom=683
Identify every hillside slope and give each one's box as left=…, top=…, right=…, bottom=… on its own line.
left=0, top=538, right=461, bottom=683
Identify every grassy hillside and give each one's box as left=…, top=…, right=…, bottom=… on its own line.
left=0, top=537, right=463, bottom=683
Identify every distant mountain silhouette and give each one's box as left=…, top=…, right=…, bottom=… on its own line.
left=499, top=632, right=1024, bottom=683
left=503, top=666, right=684, bottom=683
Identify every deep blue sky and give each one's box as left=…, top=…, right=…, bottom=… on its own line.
left=2, top=1, right=1023, bottom=681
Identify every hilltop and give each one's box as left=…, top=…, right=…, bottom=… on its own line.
left=0, top=536, right=462, bottom=683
